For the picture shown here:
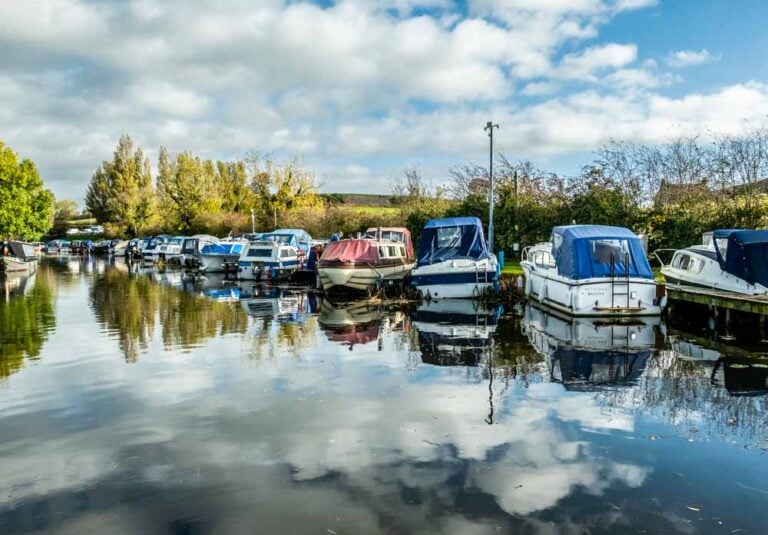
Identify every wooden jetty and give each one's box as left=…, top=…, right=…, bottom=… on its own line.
left=664, top=284, right=768, bottom=316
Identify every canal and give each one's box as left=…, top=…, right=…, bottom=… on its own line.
left=1, top=258, right=767, bottom=533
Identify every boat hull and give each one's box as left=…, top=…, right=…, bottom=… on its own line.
left=318, top=262, right=414, bottom=293
left=0, top=257, right=38, bottom=274
left=522, top=265, right=663, bottom=317
left=411, top=258, right=498, bottom=299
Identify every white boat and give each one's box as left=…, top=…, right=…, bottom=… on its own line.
left=237, top=240, right=301, bottom=280
left=180, top=235, right=219, bottom=269
left=156, top=236, right=186, bottom=263
left=140, top=235, right=172, bottom=263
left=198, top=240, right=246, bottom=273
left=0, top=241, right=39, bottom=274
left=411, top=217, right=498, bottom=299
left=317, top=227, right=415, bottom=294
left=521, top=225, right=664, bottom=317
left=659, top=229, right=768, bottom=295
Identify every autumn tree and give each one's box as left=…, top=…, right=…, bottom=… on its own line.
left=157, top=150, right=223, bottom=231
left=0, top=140, right=54, bottom=240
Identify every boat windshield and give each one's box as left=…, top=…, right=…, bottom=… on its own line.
left=262, top=234, right=294, bottom=246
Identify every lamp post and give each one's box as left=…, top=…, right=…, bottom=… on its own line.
left=484, top=121, right=499, bottom=253
left=250, top=209, right=255, bottom=234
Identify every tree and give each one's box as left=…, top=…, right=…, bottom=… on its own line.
left=54, top=199, right=79, bottom=221
left=0, top=140, right=54, bottom=240
left=85, top=135, right=155, bottom=237
left=157, top=151, right=223, bottom=231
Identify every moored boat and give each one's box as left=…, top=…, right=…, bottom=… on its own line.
left=521, top=225, right=664, bottom=317
left=198, top=239, right=247, bottom=273
left=317, top=227, right=415, bottom=294
left=411, top=217, right=498, bottom=299
left=659, top=229, right=768, bottom=295
left=0, top=241, right=39, bottom=274
left=236, top=239, right=301, bottom=280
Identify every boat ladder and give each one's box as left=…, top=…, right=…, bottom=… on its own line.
left=475, top=264, right=489, bottom=291
left=610, top=252, right=631, bottom=309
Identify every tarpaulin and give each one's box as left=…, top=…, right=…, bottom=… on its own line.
left=416, top=217, right=490, bottom=266
left=552, top=225, right=653, bottom=280
left=713, top=229, right=768, bottom=286
left=320, top=240, right=379, bottom=263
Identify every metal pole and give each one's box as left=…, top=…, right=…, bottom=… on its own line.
left=484, top=121, right=499, bottom=253
left=250, top=209, right=255, bottom=233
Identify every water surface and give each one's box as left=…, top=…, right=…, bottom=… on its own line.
left=1, top=258, right=767, bottom=534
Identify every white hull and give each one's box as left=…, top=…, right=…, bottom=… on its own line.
left=319, top=263, right=413, bottom=292
left=660, top=248, right=768, bottom=296
left=412, top=257, right=498, bottom=299
left=0, top=257, right=38, bottom=274
left=523, top=267, right=663, bottom=317
left=199, top=254, right=240, bottom=273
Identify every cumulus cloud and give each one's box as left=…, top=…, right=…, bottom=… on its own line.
left=0, top=0, right=751, bottom=199
left=667, top=49, right=719, bottom=68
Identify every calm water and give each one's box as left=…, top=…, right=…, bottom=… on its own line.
left=1, top=258, right=768, bottom=534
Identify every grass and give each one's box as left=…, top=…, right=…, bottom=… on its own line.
left=501, top=261, right=524, bottom=277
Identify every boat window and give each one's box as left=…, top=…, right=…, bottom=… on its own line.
left=279, top=249, right=293, bottom=258
left=437, top=226, right=461, bottom=248
left=675, top=253, right=690, bottom=270
left=589, top=239, right=631, bottom=265
left=247, top=248, right=273, bottom=258
left=388, top=246, right=398, bottom=257
left=715, top=238, right=728, bottom=256
left=687, top=257, right=704, bottom=273
left=379, top=246, right=388, bottom=257
left=534, top=251, right=554, bottom=268
left=553, top=233, right=563, bottom=253
left=399, top=246, right=405, bottom=257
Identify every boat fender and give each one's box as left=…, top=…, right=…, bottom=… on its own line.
left=524, top=275, right=532, bottom=296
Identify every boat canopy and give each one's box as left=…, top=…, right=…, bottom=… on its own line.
left=552, top=225, right=653, bottom=280
left=713, top=229, right=768, bottom=286
left=6, top=241, right=37, bottom=260
left=261, top=229, right=312, bottom=253
left=320, top=240, right=379, bottom=263
left=416, top=217, right=490, bottom=266
left=201, top=242, right=245, bottom=255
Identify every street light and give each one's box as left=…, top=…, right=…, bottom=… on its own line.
left=484, top=121, right=499, bottom=253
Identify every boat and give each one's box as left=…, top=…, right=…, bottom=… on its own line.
left=198, top=239, right=247, bottom=273
left=260, top=229, right=312, bottom=256
left=236, top=239, right=302, bottom=280
left=411, top=217, right=498, bottom=299
left=521, top=303, right=659, bottom=389
left=0, top=241, right=39, bottom=274
left=317, top=227, right=415, bottom=294
left=659, top=229, right=768, bottom=295
left=521, top=225, right=665, bottom=317
left=156, top=236, right=186, bottom=263
left=180, top=235, right=219, bottom=269
left=140, top=235, right=172, bottom=263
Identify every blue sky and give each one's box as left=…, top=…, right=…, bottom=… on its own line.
left=1, top=0, right=767, bottom=202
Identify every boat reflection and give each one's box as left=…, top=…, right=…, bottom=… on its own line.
left=522, top=304, right=661, bottom=389
left=668, top=335, right=768, bottom=396
left=412, top=299, right=501, bottom=366
left=240, top=284, right=317, bottom=324
left=318, top=299, right=406, bottom=349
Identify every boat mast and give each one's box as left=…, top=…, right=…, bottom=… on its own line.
left=484, top=121, right=499, bottom=253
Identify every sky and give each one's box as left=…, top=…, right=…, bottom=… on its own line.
left=1, top=0, right=768, bottom=202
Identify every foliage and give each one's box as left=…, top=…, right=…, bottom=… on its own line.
left=85, top=135, right=155, bottom=237
left=0, top=140, right=54, bottom=240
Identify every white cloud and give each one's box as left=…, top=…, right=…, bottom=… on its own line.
left=667, top=49, right=719, bottom=68
left=556, top=43, right=638, bottom=80
left=521, top=81, right=561, bottom=96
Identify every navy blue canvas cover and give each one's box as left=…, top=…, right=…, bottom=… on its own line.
left=713, top=229, right=768, bottom=286
left=552, top=225, right=653, bottom=280
left=417, top=217, right=490, bottom=266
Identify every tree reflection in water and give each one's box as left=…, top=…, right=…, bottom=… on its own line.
left=89, top=266, right=248, bottom=362
left=0, top=270, right=56, bottom=379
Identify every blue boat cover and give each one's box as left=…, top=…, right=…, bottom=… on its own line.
left=417, top=217, right=490, bottom=266
left=201, top=242, right=244, bottom=255
left=552, top=225, right=652, bottom=280
left=261, top=229, right=312, bottom=253
left=713, top=229, right=768, bottom=286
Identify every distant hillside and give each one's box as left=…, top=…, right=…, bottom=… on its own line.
left=320, top=193, right=396, bottom=207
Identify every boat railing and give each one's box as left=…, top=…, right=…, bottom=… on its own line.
left=652, top=249, right=677, bottom=268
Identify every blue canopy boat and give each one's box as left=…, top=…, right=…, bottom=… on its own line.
left=410, top=217, right=498, bottom=299
left=521, top=225, right=663, bottom=316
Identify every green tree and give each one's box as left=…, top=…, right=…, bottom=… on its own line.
left=157, top=151, right=223, bottom=231
left=85, top=135, right=155, bottom=237
left=217, top=160, right=253, bottom=212
left=0, top=140, right=54, bottom=240
left=54, top=199, right=79, bottom=221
